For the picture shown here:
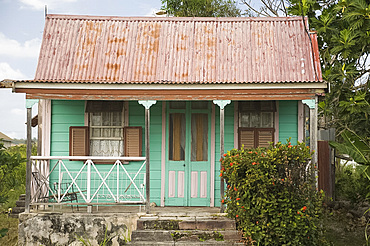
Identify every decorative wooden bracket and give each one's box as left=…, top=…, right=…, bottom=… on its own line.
left=213, top=100, right=231, bottom=109
left=26, top=99, right=39, bottom=109
left=302, top=99, right=315, bottom=109
left=138, top=100, right=156, bottom=109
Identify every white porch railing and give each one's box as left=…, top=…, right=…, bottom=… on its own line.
left=30, top=156, right=146, bottom=206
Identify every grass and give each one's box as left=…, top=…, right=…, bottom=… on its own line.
left=0, top=213, right=18, bottom=246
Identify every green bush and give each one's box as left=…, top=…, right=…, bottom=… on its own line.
left=221, top=140, right=326, bottom=245
left=335, top=162, right=370, bottom=204
left=0, top=143, right=36, bottom=209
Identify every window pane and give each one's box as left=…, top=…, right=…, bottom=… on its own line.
left=89, top=106, right=124, bottom=157
left=91, top=113, right=102, bottom=126
left=102, top=112, right=110, bottom=126
left=170, top=101, right=186, bottom=109
left=92, top=128, right=101, bottom=138
left=112, top=128, right=122, bottom=138
left=192, top=101, right=208, bottom=109
left=102, top=128, right=111, bottom=138
left=112, top=111, right=122, bottom=126
left=250, top=112, right=260, bottom=127
left=191, top=114, right=208, bottom=161
left=240, top=113, right=250, bottom=127
left=169, top=113, right=185, bottom=161
left=91, top=139, right=123, bottom=156
left=261, top=112, right=273, bottom=127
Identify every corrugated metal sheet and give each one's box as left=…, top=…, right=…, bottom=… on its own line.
left=34, top=15, right=322, bottom=84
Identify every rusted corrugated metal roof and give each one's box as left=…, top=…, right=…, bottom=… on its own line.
left=34, top=15, right=322, bottom=84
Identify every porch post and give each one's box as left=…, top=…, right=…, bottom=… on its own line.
left=213, top=100, right=231, bottom=213
left=303, top=97, right=318, bottom=186
left=25, top=99, right=38, bottom=213
left=138, top=100, right=156, bottom=214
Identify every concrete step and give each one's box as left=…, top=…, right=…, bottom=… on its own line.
left=16, top=200, right=25, bottom=207
left=128, top=242, right=174, bottom=246
left=19, top=194, right=26, bottom=200
left=175, top=242, right=244, bottom=245
left=129, top=241, right=244, bottom=245
left=131, top=230, right=173, bottom=242
left=137, top=217, right=236, bottom=231
left=131, top=230, right=242, bottom=243
left=12, top=206, right=25, bottom=214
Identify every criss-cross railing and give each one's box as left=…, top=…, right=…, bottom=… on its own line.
left=30, top=156, right=146, bottom=206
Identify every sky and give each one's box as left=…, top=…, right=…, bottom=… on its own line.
left=0, top=0, right=162, bottom=139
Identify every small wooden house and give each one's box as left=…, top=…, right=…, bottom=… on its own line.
left=12, top=15, right=326, bottom=211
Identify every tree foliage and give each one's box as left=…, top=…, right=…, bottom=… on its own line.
left=160, top=0, right=242, bottom=17
left=289, top=0, right=370, bottom=141
left=242, top=0, right=370, bottom=141
left=0, top=143, right=36, bottom=209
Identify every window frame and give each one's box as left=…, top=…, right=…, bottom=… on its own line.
left=69, top=101, right=143, bottom=158
left=238, top=101, right=276, bottom=149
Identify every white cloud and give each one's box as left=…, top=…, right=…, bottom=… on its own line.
left=0, top=32, right=41, bottom=58
left=11, top=108, right=25, bottom=116
left=0, top=62, right=27, bottom=80
left=7, top=131, right=26, bottom=140
left=19, top=0, right=78, bottom=11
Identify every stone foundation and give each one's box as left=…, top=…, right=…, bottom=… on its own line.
left=18, top=212, right=140, bottom=246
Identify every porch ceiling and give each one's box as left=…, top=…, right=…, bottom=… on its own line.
left=17, top=87, right=324, bottom=100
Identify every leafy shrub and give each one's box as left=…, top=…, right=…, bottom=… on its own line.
left=335, top=161, right=370, bottom=204
left=220, top=140, right=326, bottom=245
left=0, top=143, right=36, bottom=209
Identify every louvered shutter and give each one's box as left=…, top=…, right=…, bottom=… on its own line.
left=239, top=129, right=255, bottom=149
left=258, top=130, right=274, bottom=148
left=124, top=127, right=142, bottom=157
left=69, top=126, right=89, bottom=156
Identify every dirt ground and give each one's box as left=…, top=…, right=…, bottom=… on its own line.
left=323, top=207, right=369, bottom=246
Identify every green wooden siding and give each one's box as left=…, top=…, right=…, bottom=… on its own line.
left=128, top=101, right=163, bottom=205
left=51, top=100, right=85, bottom=156
left=49, top=100, right=162, bottom=204
left=279, top=100, right=298, bottom=144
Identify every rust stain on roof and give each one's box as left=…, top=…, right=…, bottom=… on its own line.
left=34, top=15, right=323, bottom=84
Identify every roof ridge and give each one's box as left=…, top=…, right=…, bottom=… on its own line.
left=46, top=14, right=306, bottom=22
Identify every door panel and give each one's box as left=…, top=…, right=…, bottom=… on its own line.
left=166, top=102, right=211, bottom=206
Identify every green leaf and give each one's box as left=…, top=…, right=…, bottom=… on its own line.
left=329, top=130, right=370, bottom=165
left=0, top=228, right=8, bottom=238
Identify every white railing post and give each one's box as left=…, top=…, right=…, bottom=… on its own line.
left=117, top=161, right=119, bottom=202
left=58, top=160, right=62, bottom=203
left=87, top=159, right=92, bottom=213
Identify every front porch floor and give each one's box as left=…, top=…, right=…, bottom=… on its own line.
left=29, top=205, right=222, bottom=216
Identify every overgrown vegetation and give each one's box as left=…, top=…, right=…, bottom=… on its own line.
left=0, top=213, right=19, bottom=246
left=0, top=143, right=26, bottom=209
left=221, top=140, right=327, bottom=245
left=0, top=142, right=36, bottom=244
left=335, top=161, right=370, bottom=204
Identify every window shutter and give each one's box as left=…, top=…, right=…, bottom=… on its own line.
left=124, top=127, right=142, bottom=157
left=258, top=130, right=274, bottom=148
left=69, top=126, right=89, bottom=156
left=239, top=129, right=255, bottom=149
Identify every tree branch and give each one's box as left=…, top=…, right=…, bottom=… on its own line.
left=241, top=0, right=270, bottom=16
left=260, top=0, right=280, bottom=16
